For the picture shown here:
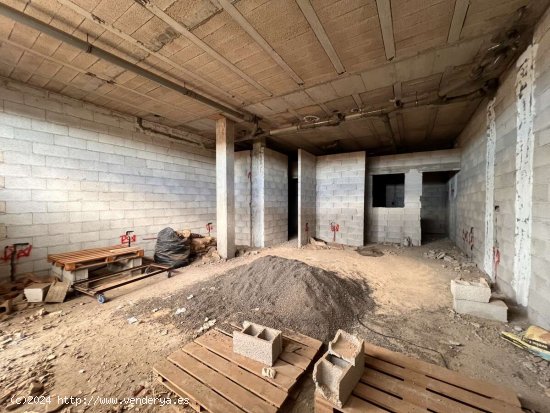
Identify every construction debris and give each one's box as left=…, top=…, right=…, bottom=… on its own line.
left=313, top=330, right=365, bottom=408
left=502, top=325, right=550, bottom=361
left=451, top=277, right=508, bottom=322
left=261, top=367, right=277, bottom=379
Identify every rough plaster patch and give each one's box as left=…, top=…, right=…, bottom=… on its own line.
left=484, top=98, right=496, bottom=279
left=513, top=44, right=537, bottom=306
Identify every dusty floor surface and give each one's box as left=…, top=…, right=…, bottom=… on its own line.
left=1, top=238, right=549, bottom=412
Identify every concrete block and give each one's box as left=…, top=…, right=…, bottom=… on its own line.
left=313, top=330, right=364, bottom=408
left=450, top=278, right=491, bottom=302
left=24, top=283, right=51, bottom=302
left=233, top=321, right=283, bottom=366
left=453, top=299, right=508, bottom=322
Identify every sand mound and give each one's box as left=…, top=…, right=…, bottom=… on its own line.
left=133, top=256, right=373, bottom=341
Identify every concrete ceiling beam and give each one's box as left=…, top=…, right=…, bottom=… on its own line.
left=375, top=0, right=396, bottom=61
left=296, top=0, right=346, bottom=75
left=213, top=0, right=304, bottom=86
left=136, top=0, right=272, bottom=96
left=56, top=0, right=244, bottom=105
left=447, top=0, right=470, bottom=44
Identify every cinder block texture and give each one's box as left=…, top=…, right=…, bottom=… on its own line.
left=316, top=152, right=366, bottom=246
left=233, top=321, right=283, bottom=366
left=0, top=78, right=216, bottom=279
left=234, top=151, right=251, bottom=246
left=453, top=299, right=508, bottom=322
left=313, top=330, right=365, bottom=408
left=298, top=149, right=316, bottom=246
left=451, top=278, right=491, bottom=303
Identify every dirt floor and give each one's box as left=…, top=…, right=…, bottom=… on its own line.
left=1, top=238, right=549, bottom=412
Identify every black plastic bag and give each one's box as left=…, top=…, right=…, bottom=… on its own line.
left=154, top=227, right=190, bottom=268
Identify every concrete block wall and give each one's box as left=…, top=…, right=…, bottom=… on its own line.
left=298, top=149, right=316, bottom=246
left=316, top=152, right=365, bottom=246
left=234, top=151, right=251, bottom=246
left=263, top=148, right=288, bottom=246
left=0, top=78, right=216, bottom=279
left=452, top=7, right=550, bottom=329
left=529, top=10, right=550, bottom=328
left=366, top=150, right=458, bottom=245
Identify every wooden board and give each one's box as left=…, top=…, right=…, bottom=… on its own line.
left=47, top=245, right=144, bottom=270
left=154, top=328, right=322, bottom=412
left=44, top=280, right=69, bottom=303
left=315, top=342, right=523, bottom=413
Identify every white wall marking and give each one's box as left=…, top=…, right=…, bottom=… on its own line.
left=484, top=98, right=496, bottom=279
left=513, top=44, right=537, bottom=306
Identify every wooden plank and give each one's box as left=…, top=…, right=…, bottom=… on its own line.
left=364, top=355, right=522, bottom=413
left=315, top=391, right=387, bottom=413
left=353, top=382, right=426, bottom=413
left=153, top=359, right=243, bottom=413
left=447, top=0, right=470, bottom=43
left=160, top=379, right=203, bottom=412
left=195, top=330, right=297, bottom=391
left=282, top=338, right=318, bottom=360
left=361, top=369, right=482, bottom=413
left=278, top=350, right=310, bottom=370
left=296, top=0, right=345, bottom=74
left=375, top=0, right=396, bottom=60
left=183, top=342, right=287, bottom=408
left=169, top=350, right=277, bottom=413
left=363, top=342, right=520, bottom=406
left=44, top=281, right=69, bottom=303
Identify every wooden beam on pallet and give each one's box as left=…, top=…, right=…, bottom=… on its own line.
left=137, top=0, right=272, bottom=96
left=296, top=0, right=346, bottom=75
left=375, top=0, right=396, bottom=61
left=213, top=0, right=304, bottom=85
left=447, top=0, right=470, bottom=43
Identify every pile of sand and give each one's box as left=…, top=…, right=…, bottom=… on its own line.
left=133, top=256, right=373, bottom=341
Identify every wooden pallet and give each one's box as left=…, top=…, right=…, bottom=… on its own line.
left=154, top=327, right=322, bottom=413
left=47, top=245, right=144, bottom=271
left=315, top=341, right=523, bottom=413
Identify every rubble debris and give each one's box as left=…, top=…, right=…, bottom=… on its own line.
left=174, top=308, right=186, bottom=315
left=262, top=367, right=277, bottom=379
left=313, top=330, right=364, bottom=408
left=23, top=283, right=51, bottom=303
left=451, top=278, right=492, bottom=302
left=233, top=321, right=283, bottom=366
left=196, top=318, right=216, bottom=334
left=127, top=317, right=139, bottom=325
left=501, top=326, right=550, bottom=361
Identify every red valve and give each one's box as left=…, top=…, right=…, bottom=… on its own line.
left=120, top=234, right=137, bottom=245
left=330, top=222, right=340, bottom=242
left=2, top=244, right=32, bottom=262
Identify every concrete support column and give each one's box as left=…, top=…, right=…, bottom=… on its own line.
left=251, top=139, right=265, bottom=247
left=216, top=117, right=235, bottom=258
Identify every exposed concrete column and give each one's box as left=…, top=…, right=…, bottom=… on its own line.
left=298, top=149, right=317, bottom=246
left=251, top=139, right=265, bottom=248
left=216, top=117, right=235, bottom=259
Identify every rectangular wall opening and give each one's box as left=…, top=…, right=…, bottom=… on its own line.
left=372, top=173, right=405, bottom=208
left=421, top=171, right=454, bottom=242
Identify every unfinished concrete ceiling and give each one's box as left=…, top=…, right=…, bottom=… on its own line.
left=0, top=0, right=548, bottom=154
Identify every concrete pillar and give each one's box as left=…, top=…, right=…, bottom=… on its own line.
left=216, top=117, right=235, bottom=259
left=298, top=149, right=316, bottom=246
left=251, top=139, right=265, bottom=247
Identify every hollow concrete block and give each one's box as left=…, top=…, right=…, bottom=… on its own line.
left=313, top=330, right=364, bottom=408
left=233, top=321, right=283, bottom=366
left=451, top=277, right=491, bottom=303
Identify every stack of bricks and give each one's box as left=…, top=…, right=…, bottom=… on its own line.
left=451, top=278, right=508, bottom=322
left=315, top=152, right=366, bottom=246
